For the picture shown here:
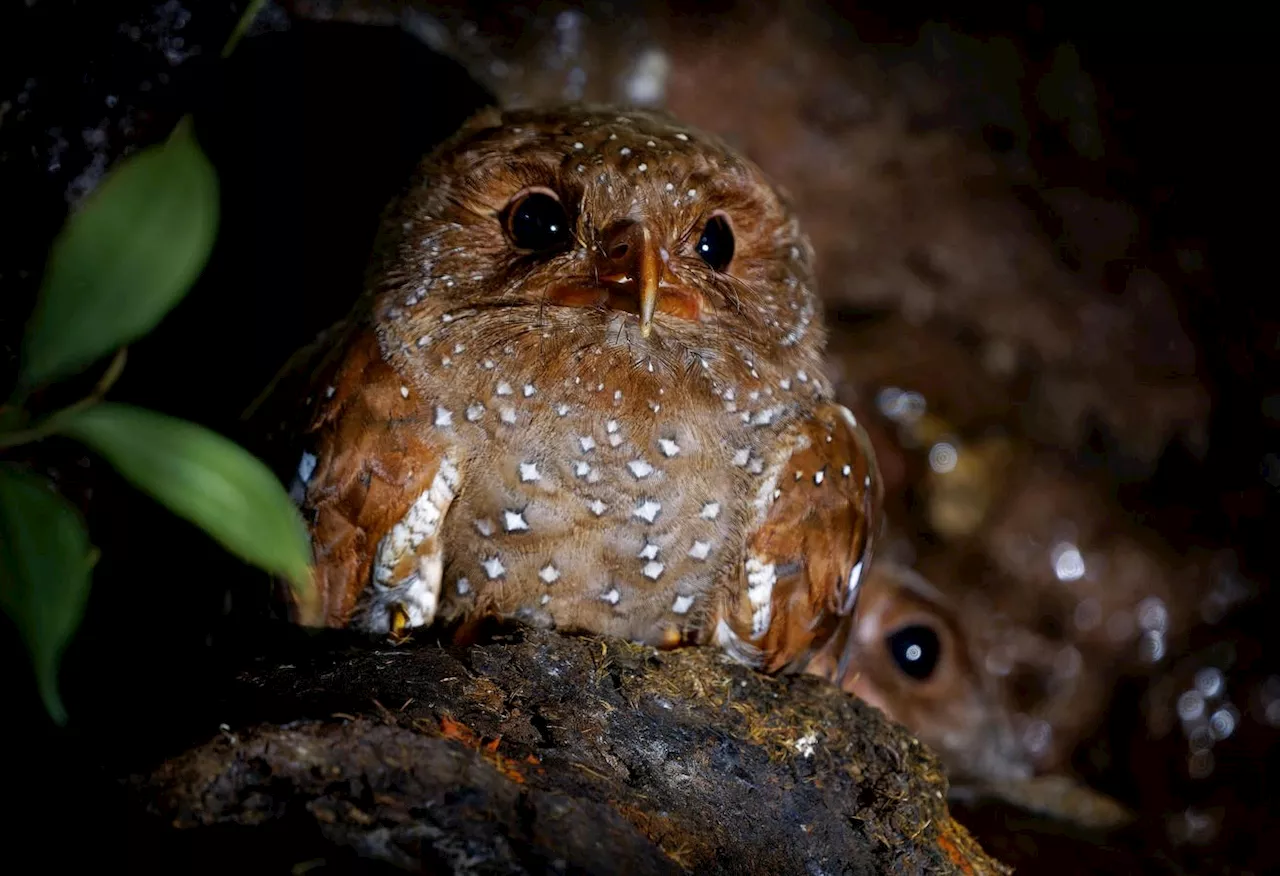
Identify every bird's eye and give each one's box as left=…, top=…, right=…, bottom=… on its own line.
left=886, top=624, right=942, bottom=681
left=695, top=212, right=735, bottom=272
left=503, top=188, right=573, bottom=252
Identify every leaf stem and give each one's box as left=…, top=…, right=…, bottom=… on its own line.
left=221, top=0, right=267, bottom=59
left=0, top=348, right=128, bottom=450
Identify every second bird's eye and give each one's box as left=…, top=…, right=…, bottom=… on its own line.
left=504, top=189, right=573, bottom=252
left=696, top=213, right=735, bottom=272
left=886, top=624, right=942, bottom=682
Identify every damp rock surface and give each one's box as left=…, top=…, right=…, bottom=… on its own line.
left=130, top=628, right=1006, bottom=875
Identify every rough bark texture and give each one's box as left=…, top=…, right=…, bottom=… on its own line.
left=129, top=628, right=1006, bottom=874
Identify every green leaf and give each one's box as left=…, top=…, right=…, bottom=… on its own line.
left=20, top=117, right=220, bottom=390
left=59, top=403, right=314, bottom=602
left=0, top=465, right=96, bottom=725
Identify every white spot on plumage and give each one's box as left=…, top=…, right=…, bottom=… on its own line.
left=633, top=499, right=662, bottom=523
left=845, top=560, right=865, bottom=612
left=434, top=407, right=453, bottom=427
left=296, top=451, right=317, bottom=484
left=659, top=438, right=681, bottom=457
left=365, top=458, right=459, bottom=633
left=672, top=594, right=694, bottom=614
left=601, top=587, right=620, bottom=604
left=456, top=577, right=471, bottom=595
left=496, top=381, right=513, bottom=396
left=539, top=564, right=560, bottom=584
left=557, top=403, right=570, bottom=416
left=627, top=459, right=654, bottom=479
left=732, top=448, right=750, bottom=467
left=714, top=619, right=762, bottom=667
left=608, top=434, right=623, bottom=448
left=399, top=385, right=409, bottom=399
left=523, top=384, right=536, bottom=397
left=606, top=420, right=619, bottom=434
left=642, top=561, right=665, bottom=580
left=842, top=464, right=852, bottom=476
left=466, top=403, right=485, bottom=422
left=482, top=556, right=506, bottom=579
left=588, top=499, right=608, bottom=516
left=503, top=510, right=529, bottom=532
left=574, top=461, right=592, bottom=478
left=638, top=542, right=660, bottom=560
left=519, top=462, right=541, bottom=482
left=746, top=557, right=776, bottom=638
left=500, top=407, right=517, bottom=424
left=579, top=435, right=596, bottom=452
left=814, top=470, right=825, bottom=484
left=700, top=502, right=721, bottom=520
left=475, top=519, right=494, bottom=537
left=688, top=540, right=711, bottom=561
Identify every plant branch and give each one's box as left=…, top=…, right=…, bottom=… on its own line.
left=0, top=348, right=128, bottom=449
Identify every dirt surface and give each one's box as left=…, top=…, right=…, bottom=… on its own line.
left=129, top=627, right=1006, bottom=875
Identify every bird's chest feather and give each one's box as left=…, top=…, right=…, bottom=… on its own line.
left=389, top=321, right=801, bottom=644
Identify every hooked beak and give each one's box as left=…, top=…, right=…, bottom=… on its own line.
left=598, top=221, right=662, bottom=338
left=545, top=220, right=702, bottom=334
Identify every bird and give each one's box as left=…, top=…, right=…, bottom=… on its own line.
left=264, top=105, right=882, bottom=674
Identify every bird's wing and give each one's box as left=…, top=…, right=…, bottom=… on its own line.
left=710, top=402, right=882, bottom=673
left=267, top=325, right=461, bottom=633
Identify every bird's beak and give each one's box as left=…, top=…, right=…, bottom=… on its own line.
left=597, top=220, right=665, bottom=338
left=548, top=220, right=702, bottom=332
left=635, top=224, right=660, bottom=339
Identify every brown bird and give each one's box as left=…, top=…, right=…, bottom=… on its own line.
left=265, top=106, right=881, bottom=673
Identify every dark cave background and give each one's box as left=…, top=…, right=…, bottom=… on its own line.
left=1, top=2, right=1276, bottom=872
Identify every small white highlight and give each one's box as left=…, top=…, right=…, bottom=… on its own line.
left=794, top=732, right=818, bottom=759
left=1052, top=542, right=1087, bottom=582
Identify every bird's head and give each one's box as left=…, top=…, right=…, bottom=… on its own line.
left=370, top=106, right=824, bottom=381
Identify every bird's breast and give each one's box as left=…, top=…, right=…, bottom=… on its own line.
left=395, top=330, right=806, bottom=644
